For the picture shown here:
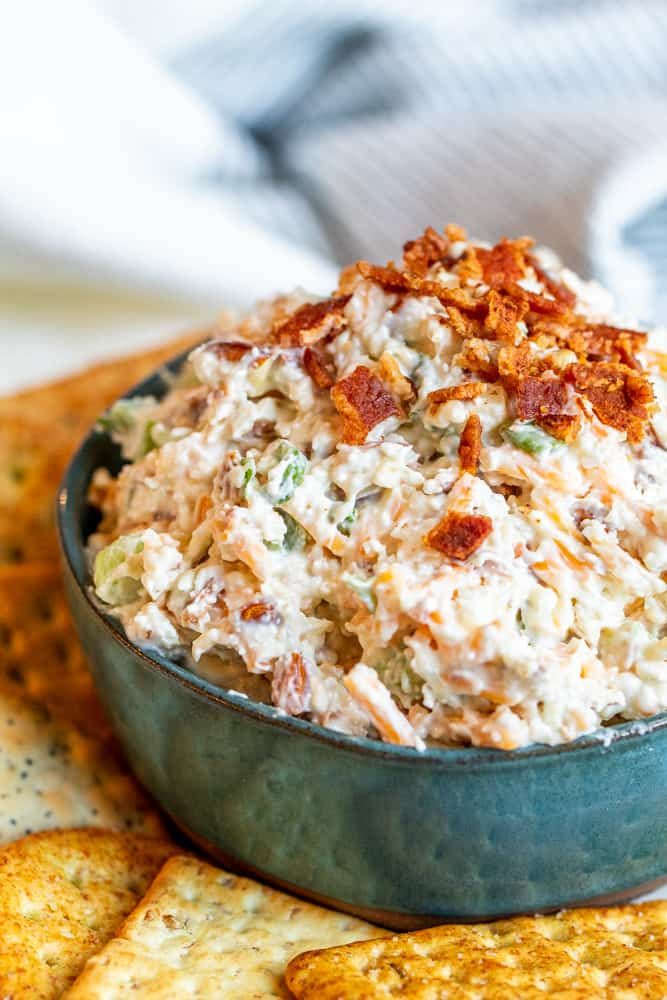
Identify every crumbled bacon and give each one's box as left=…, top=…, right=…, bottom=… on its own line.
left=445, top=223, right=467, bottom=243
left=455, top=247, right=484, bottom=284
left=476, top=238, right=532, bottom=290
left=207, top=340, right=252, bottom=361
left=537, top=413, right=581, bottom=443
left=441, top=306, right=476, bottom=339
left=426, top=511, right=493, bottom=560
left=458, top=414, right=482, bottom=475
left=515, top=375, right=568, bottom=422
left=271, top=653, right=311, bottom=716
left=455, top=338, right=498, bottom=380
left=566, top=324, right=647, bottom=369
left=240, top=602, right=283, bottom=625
left=519, top=288, right=571, bottom=318
left=302, top=346, right=335, bottom=389
left=566, top=362, right=654, bottom=443
left=403, top=226, right=448, bottom=276
left=427, top=382, right=487, bottom=406
left=356, top=262, right=486, bottom=317
left=528, top=256, right=577, bottom=309
left=497, top=343, right=550, bottom=384
left=273, top=296, right=350, bottom=347
left=331, top=366, right=400, bottom=444
left=484, top=290, right=528, bottom=341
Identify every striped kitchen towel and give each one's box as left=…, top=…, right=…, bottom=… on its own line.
left=1, top=0, right=667, bottom=318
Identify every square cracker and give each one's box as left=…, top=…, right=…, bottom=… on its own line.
left=0, top=330, right=205, bottom=565
left=0, top=415, right=71, bottom=563
left=66, top=855, right=385, bottom=998
left=0, top=828, right=176, bottom=999
left=0, top=683, right=165, bottom=843
left=286, top=902, right=667, bottom=999
left=0, top=561, right=109, bottom=738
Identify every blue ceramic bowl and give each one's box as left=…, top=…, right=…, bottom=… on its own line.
left=57, top=353, right=667, bottom=928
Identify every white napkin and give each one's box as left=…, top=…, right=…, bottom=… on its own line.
left=2, top=0, right=667, bottom=318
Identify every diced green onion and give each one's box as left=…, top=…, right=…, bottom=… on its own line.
left=337, top=509, right=357, bottom=537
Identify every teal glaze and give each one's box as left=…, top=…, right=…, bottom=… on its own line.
left=57, top=356, right=667, bottom=926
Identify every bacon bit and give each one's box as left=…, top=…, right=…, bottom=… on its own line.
left=497, top=342, right=553, bottom=386
left=458, top=414, right=482, bottom=475
left=302, top=346, right=334, bottom=389
left=271, top=653, right=312, bottom=716
left=207, top=340, right=252, bottom=361
left=528, top=256, right=577, bottom=309
left=356, top=262, right=486, bottom=317
left=240, top=601, right=283, bottom=625
left=426, top=511, right=493, bottom=560
left=456, top=247, right=484, bottom=284
left=441, top=305, right=476, bottom=339
left=519, top=288, right=571, bottom=318
left=273, top=296, right=350, bottom=347
left=445, top=223, right=467, bottom=243
left=454, top=338, right=498, bottom=381
left=484, top=290, right=528, bottom=341
left=377, top=352, right=416, bottom=406
left=475, top=237, right=532, bottom=290
left=515, top=375, right=568, bottom=421
left=402, top=226, right=448, bottom=276
left=567, top=362, right=655, bottom=443
left=427, top=382, right=487, bottom=406
left=331, top=365, right=400, bottom=445
left=538, top=413, right=581, bottom=443
left=567, top=324, right=647, bottom=369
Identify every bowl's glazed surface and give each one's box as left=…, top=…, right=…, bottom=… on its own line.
left=57, top=357, right=667, bottom=927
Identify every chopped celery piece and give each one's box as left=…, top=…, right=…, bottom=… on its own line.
left=97, top=398, right=151, bottom=435
left=93, top=534, right=144, bottom=606
left=240, top=457, right=256, bottom=498
left=502, top=421, right=564, bottom=455
left=265, top=511, right=308, bottom=552
left=279, top=511, right=308, bottom=550
left=341, top=572, right=376, bottom=612
left=275, top=447, right=308, bottom=503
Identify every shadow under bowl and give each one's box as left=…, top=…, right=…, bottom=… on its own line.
left=57, top=352, right=667, bottom=928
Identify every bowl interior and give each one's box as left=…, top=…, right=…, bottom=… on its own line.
left=57, top=348, right=667, bottom=767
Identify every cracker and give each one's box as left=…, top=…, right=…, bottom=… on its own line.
left=286, top=902, right=667, bottom=999
left=0, top=828, right=176, bottom=999
left=0, top=331, right=205, bottom=437
left=0, top=331, right=205, bottom=565
left=0, top=562, right=109, bottom=737
left=66, top=855, right=384, bottom=998
left=0, top=415, right=70, bottom=564
left=0, top=684, right=165, bottom=842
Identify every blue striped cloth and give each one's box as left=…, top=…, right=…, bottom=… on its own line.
left=173, top=0, right=667, bottom=319
left=3, top=1, right=667, bottom=318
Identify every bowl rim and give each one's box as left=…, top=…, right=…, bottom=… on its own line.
left=56, top=348, right=667, bottom=768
